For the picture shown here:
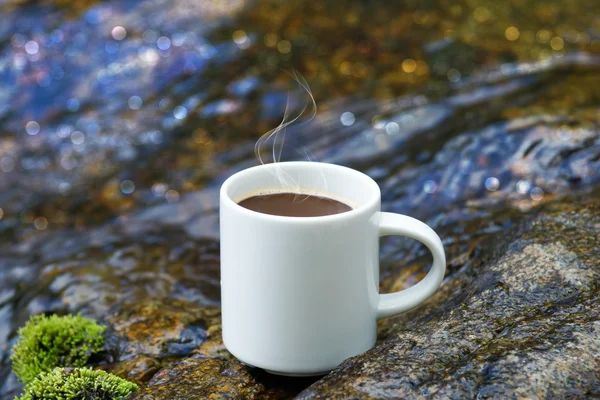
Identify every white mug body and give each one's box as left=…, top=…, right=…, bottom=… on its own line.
left=220, top=162, right=446, bottom=376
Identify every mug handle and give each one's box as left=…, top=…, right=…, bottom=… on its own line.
left=376, top=212, right=446, bottom=319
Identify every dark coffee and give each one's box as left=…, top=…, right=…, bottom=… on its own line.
left=238, top=192, right=352, bottom=217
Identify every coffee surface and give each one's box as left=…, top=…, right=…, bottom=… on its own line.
left=238, top=192, right=352, bottom=217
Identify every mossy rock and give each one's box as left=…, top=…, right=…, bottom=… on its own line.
left=17, top=367, right=138, bottom=400
left=11, top=314, right=106, bottom=384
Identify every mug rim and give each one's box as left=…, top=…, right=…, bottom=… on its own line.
left=220, top=161, right=381, bottom=224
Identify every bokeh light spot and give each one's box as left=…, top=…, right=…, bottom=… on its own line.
left=371, top=115, right=386, bottom=129
left=71, top=131, right=85, bottom=145
left=120, top=180, right=135, bottom=194
left=166, top=190, right=180, bottom=203
left=157, top=36, right=171, bottom=50
left=111, top=26, right=127, bottom=41
left=447, top=69, right=461, bottom=82
left=152, top=183, right=167, bottom=196
left=173, top=106, right=188, bottom=120
left=530, top=187, right=544, bottom=201
left=473, top=7, right=491, bottom=23
left=402, top=59, right=417, bottom=73
left=171, top=32, right=186, bottom=47
left=264, top=33, right=278, bottom=47
left=26, top=121, right=40, bottom=135
left=505, top=26, right=520, bottom=41
left=485, top=177, right=500, bottom=191
left=385, top=122, right=400, bottom=135
left=59, top=182, right=71, bottom=195
left=340, top=112, right=355, bottom=126
left=128, top=96, right=143, bottom=110
left=550, top=36, right=564, bottom=50
left=277, top=40, right=292, bottom=53
left=57, top=125, right=72, bottom=138
left=536, top=30, right=551, bottom=44
left=233, top=30, right=248, bottom=45
left=25, top=40, right=39, bottom=55
left=34, top=216, right=48, bottom=230
left=516, top=180, right=531, bottom=194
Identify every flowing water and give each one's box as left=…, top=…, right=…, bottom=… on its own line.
left=1, top=0, right=600, bottom=396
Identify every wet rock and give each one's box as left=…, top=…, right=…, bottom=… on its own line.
left=132, top=358, right=269, bottom=400
left=106, top=298, right=315, bottom=399
left=298, top=199, right=600, bottom=399
left=108, top=355, right=162, bottom=386
left=102, top=199, right=600, bottom=399
left=107, top=299, right=219, bottom=358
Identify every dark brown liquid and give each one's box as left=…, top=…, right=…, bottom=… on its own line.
left=238, top=192, right=352, bottom=217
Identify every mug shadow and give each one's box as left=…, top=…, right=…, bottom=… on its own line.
left=247, top=367, right=325, bottom=398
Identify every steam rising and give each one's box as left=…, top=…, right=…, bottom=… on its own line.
left=254, top=70, right=323, bottom=194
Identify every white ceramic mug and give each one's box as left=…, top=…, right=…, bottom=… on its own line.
left=220, top=161, right=445, bottom=376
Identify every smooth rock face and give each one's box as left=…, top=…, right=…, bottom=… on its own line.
left=298, top=200, right=600, bottom=399
left=133, top=358, right=267, bottom=400
left=107, top=299, right=319, bottom=399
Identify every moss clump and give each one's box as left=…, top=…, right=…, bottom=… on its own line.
left=16, top=367, right=139, bottom=400
left=11, top=314, right=107, bottom=384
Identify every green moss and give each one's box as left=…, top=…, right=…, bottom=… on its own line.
left=16, top=367, right=139, bottom=400
left=11, top=314, right=107, bottom=384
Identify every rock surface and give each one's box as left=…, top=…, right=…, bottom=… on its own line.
left=106, top=299, right=320, bottom=399
left=298, top=199, right=600, bottom=399
left=92, top=198, right=600, bottom=399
